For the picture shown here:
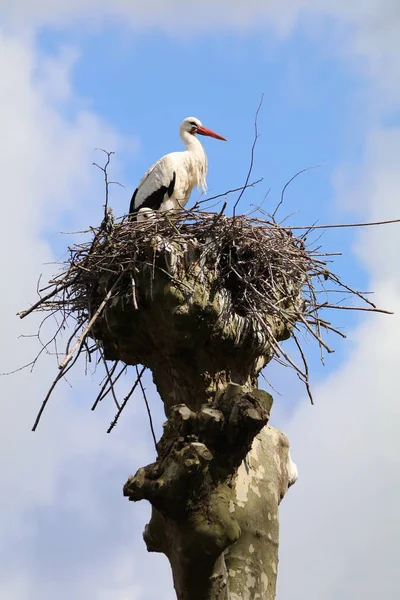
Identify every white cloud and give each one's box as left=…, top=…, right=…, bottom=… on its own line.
left=0, top=0, right=399, bottom=40
left=0, top=1, right=398, bottom=55
left=0, top=0, right=298, bottom=33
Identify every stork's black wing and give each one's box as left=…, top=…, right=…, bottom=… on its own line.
left=129, top=171, right=176, bottom=218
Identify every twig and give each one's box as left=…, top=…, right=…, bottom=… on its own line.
left=1, top=360, right=38, bottom=376
left=32, top=344, right=84, bottom=431
left=91, top=363, right=127, bottom=411
left=315, top=303, right=393, bottom=314
left=272, top=164, right=321, bottom=220
left=245, top=188, right=271, bottom=216
left=293, top=334, right=314, bottom=405
left=136, top=365, right=157, bottom=451
left=193, top=179, right=263, bottom=209
left=107, top=366, right=146, bottom=433
left=18, top=281, right=74, bottom=319
left=102, top=355, right=120, bottom=409
left=233, top=94, right=264, bottom=217
left=280, top=217, right=400, bottom=231
left=93, top=148, right=114, bottom=220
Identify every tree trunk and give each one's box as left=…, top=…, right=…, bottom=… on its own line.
left=133, top=425, right=295, bottom=600
left=91, top=233, right=298, bottom=599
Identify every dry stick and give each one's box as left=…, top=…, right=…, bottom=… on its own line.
left=299, top=219, right=321, bottom=243
left=313, top=287, right=372, bottom=295
left=327, top=271, right=377, bottom=309
left=233, top=93, right=264, bottom=217
left=102, top=355, right=120, bottom=409
left=1, top=359, right=39, bottom=376
left=272, top=164, right=321, bottom=221
left=245, top=188, right=271, bottom=216
left=58, top=273, right=123, bottom=370
left=93, top=148, right=114, bottom=219
left=91, top=363, right=127, bottom=411
left=308, top=317, right=347, bottom=339
left=192, top=198, right=225, bottom=212
left=277, top=217, right=400, bottom=231
left=293, top=334, right=314, bottom=405
left=27, top=307, right=65, bottom=349
left=36, top=273, right=43, bottom=299
left=278, top=209, right=300, bottom=226
left=251, top=304, right=307, bottom=379
left=18, top=281, right=74, bottom=319
left=2, top=312, right=67, bottom=376
left=317, top=303, right=393, bottom=314
left=260, top=370, right=282, bottom=396
left=272, top=336, right=306, bottom=377
left=297, top=313, right=334, bottom=354
left=107, top=366, right=146, bottom=433
left=64, top=319, right=87, bottom=357
left=136, top=365, right=157, bottom=451
left=210, top=200, right=228, bottom=228
left=193, top=178, right=263, bottom=209
left=32, top=346, right=84, bottom=431
left=307, top=280, right=327, bottom=364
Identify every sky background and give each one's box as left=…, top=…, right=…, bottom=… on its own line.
left=0, top=2, right=399, bottom=599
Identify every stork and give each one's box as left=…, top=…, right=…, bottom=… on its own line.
left=129, top=117, right=226, bottom=220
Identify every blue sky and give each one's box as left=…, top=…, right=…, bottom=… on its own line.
left=1, top=3, right=400, bottom=600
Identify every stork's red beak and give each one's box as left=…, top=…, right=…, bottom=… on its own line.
left=197, top=125, right=227, bottom=141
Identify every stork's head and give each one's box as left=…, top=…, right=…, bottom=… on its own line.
left=180, top=117, right=227, bottom=141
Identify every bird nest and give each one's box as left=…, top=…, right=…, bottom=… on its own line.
left=19, top=209, right=385, bottom=430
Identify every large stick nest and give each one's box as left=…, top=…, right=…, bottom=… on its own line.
left=64, top=213, right=310, bottom=351
left=19, top=208, right=384, bottom=430
left=74, top=213, right=308, bottom=322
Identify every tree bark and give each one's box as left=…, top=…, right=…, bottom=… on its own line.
left=225, top=427, right=296, bottom=600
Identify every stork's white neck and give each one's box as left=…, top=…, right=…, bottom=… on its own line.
left=180, top=130, right=204, bottom=153
left=180, top=130, right=208, bottom=192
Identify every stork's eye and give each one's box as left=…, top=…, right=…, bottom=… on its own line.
left=190, top=121, right=198, bottom=127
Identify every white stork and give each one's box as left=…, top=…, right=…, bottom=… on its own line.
left=129, top=116, right=226, bottom=220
